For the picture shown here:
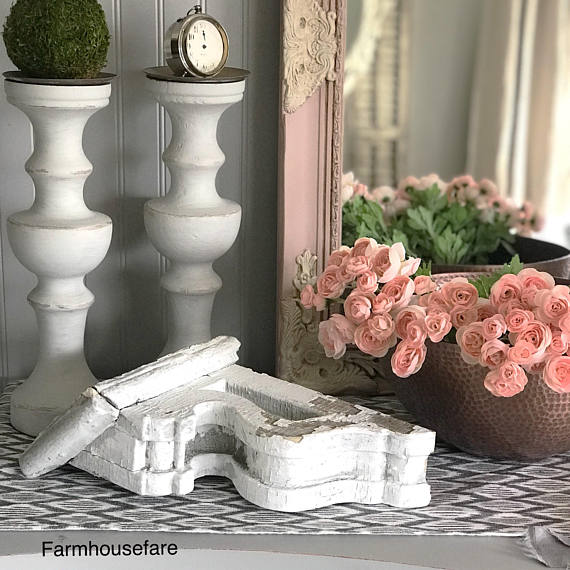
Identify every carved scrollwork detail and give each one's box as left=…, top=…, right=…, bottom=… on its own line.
left=279, top=249, right=392, bottom=395
left=282, top=0, right=339, bottom=113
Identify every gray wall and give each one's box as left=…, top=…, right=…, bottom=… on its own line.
left=0, top=0, right=279, bottom=382
left=407, top=0, right=482, bottom=180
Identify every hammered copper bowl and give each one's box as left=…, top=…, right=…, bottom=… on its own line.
left=382, top=272, right=570, bottom=461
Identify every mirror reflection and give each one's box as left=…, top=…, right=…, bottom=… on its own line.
left=342, top=0, right=570, bottom=264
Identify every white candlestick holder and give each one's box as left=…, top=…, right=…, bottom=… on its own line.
left=144, top=67, right=248, bottom=355
left=4, top=75, right=113, bottom=436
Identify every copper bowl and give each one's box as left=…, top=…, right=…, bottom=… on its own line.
left=382, top=273, right=570, bottom=461
left=432, top=236, right=570, bottom=279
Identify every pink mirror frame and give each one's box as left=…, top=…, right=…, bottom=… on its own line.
left=276, top=0, right=389, bottom=395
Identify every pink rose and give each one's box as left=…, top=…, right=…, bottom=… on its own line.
left=484, top=362, right=528, bottom=397
left=425, top=309, right=452, bottom=342
left=399, top=257, right=421, bottom=277
left=300, top=284, right=316, bottom=309
left=368, top=313, right=395, bottom=338
left=476, top=299, right=499, bottom=321
left=516, top=320, right=552, bottom=359
left=517, top=267, right=555, bottom=291
left=441, top=278, right=478, bottom=308
left=356, top=270, right=379, bottom=294
left=504, top=308, right=535, bottom=333
left=534, top=286, right=570, bottom=326
left=548, top=331, right=568, bottom=356
left=394, top=305, right=426, bottom=339
left=318, top=315, right=355, bottom=359
left=456, top=322, right=486, bottom=364
left=372, top=292, right=394, bottom=314
left=352, top=237, right=377, bottom=258
left=450, top=306, right=479, bottom=329
left=391, top=341, right=427, bottom=378
left=327, top=246, right=351, bottom=267
left=482, top=314, right=507, bottom=340
left=426, top=290, right=451, bottom=311
left=414, top=275, right=437, bottom=296
left=480, top=339, right=508, bottom=369
left=354, top=320, right=396, bottom=357
left=345, top=255, right=373, bottom=278
left=370, top=243, right=404, bottom=283
left=317, top=266, right=345, bottom=299
left=344, top=291, right=375, bottom=325
left=543, top=356, right=570, bottom=393
left=313, top=294, right=326, bottom=311
left=382, top=275, right=415, bottom=309
left=508, top=341, right=543, bottom=366
left=490, top=274, right=522, bottom=308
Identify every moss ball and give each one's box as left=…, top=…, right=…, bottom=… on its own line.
left=3, top=0, right=110, bottom=79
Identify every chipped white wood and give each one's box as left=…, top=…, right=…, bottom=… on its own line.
left=19, top=336, right=435, bottom=512
left=144, top=78, right=245, bottom=354
left=4, top=80, right=113, bottom=437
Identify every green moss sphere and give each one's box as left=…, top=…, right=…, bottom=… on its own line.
left=3, top=0, right=110, bottom=79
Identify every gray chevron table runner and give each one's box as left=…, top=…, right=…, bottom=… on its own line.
left=0, top=384, right=568, bottom=535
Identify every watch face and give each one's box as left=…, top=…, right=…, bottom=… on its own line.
left=186, top=19, right=225, bottom=75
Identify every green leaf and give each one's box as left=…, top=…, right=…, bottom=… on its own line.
left=468, top=255, right=524, bottom=298
left=415, top=260, right=432, bottom=277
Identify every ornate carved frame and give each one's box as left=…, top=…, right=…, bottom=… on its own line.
left=277, top=0, right=390, bottom=395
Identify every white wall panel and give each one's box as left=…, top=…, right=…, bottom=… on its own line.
left=0, top=0, right=279, bottom=388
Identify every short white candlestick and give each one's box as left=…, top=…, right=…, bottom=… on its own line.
left=5, top=80, right=113, bottom=436
left=144, top=76, right=245, bottom=354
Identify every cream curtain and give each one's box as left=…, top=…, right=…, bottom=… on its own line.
left=467, top=0, right=570, bottom=235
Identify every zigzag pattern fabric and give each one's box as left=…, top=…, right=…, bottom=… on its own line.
left=0, top=384, right=568, bottom=535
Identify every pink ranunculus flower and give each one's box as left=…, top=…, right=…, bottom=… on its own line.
left=482, top=314, right=507, bottom=340
left=548, top=331, right=568, bottom=356
left=382, top=275, right=415, bottom=309
left=450, top=306, right=479, bottom=329
left=371, top=185, right=396, bottom=206
left=426, top=290, right=451, bottom=312
left=354, top=320, right=397, bottom=358
left=425, top=309, right=452, bottom=342
left=327, top=246, right=351, bottom=267
left=313, top=294, right=326, bottom=311
left=318, top=315, right=355, bottom=359
left=559, top=312, right=570, bottom=335
left=372, top=292, right=394, bottom=314
left=397, top=175, right=420, bottom=198
left=508, top=340, right=542, bottom=365
left=345, top=255, right=373, bottom=277
left=394, top=305, right=426, bottom=340
left=414, top=275, right=437, bottom=296
left=456, top=322, right=486, bottom=364
left=516, top=320, right=552, bottom=360
left=300, top=284, right=316, bottom=309
left=476, top=299, right=499, bottom=321
left=370, top=243, right=403, bottom=283
left=405, top=319, right=428, bottom=348
left=498, top=298, right=525, bottom=317
left=484, top=362, right=528, bottom=397
left=441, top=278, right=479, bottom=308
left=399, top=257, right=421, bottom=277
left=534, top=286, right=570, bottom=327
left=480, top=339, right=508, bottom=369
left=517, top=267, right=555, bottom=291
left=316, top=265, right=345, bottom=299
left=384, top=197, right=411, bottom=218
left=490, top=274, right=522, bottom=308
left=478, top=178, right=498, bottom=199
left=356, top=270, right=379, bottom=294
left=352, top=237, right=377, bottom=258
left=526, top=359, right=547, bottom=375
left=368, top=312, right=395, bottom=336
left=391, top=341, right=427, bottom=378
left=418, top=173, right=446, bottom=192
left=543, top=356, right=570, bottom=393
left=504, top=307, right=535, bottom=333
left=344, top=291, right=375, bottom=325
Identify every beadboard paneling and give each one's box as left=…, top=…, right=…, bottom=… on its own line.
left=0, top=0, right=279, bottom=389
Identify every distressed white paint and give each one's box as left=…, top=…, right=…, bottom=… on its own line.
left=144, top=78, right=245, bottom=354
left=19, top=336, right=435, bottom=512
left=4, top=80, right=113, bottom=437
left=0, top=1, right=280, bottom=391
